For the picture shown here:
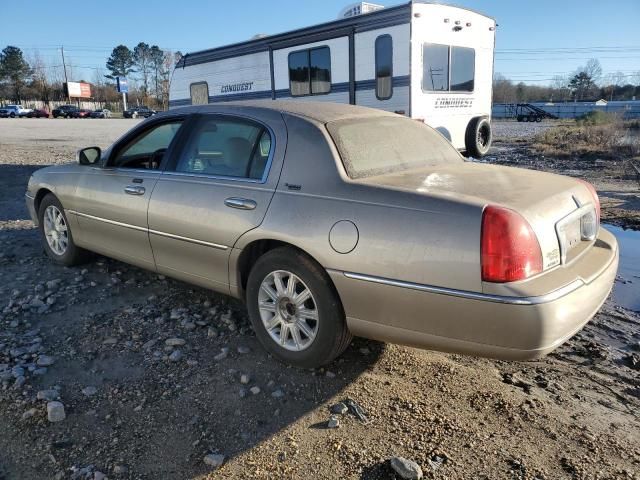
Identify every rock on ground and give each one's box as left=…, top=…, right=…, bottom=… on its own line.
left=46, top=401, right=66, bottom=422
left=204, top=453, right=225, bottom=469
left=390, top=456, right=423, bottom=480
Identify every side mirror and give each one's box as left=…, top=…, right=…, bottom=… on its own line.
left=77, top=146, right=101, bottom=166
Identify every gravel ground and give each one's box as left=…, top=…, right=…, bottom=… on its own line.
left=0, top=118, right=639, bottom=480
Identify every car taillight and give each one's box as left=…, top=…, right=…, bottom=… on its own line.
left=576, top=179, right=600, bottom=224
left=481, top=206, right=543, bottom=283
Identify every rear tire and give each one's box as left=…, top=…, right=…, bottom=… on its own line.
left=38, top=193, right=91, bottom=266
left=246, top=247, right=352, bottom=368
left=464, top=117, right=492, bottom=158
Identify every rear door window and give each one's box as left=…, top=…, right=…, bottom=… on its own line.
left=172, top=116, right=272, bottom=181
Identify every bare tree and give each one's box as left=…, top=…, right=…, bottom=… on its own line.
left=28, top=50, right=53, bottom=106
left=583, top=58, right=603, bottom=85
left=492, top=73, right=515, bottom=103
left=133, top=42, right=153, bottom=101
left=551, top=75, right=571, bottom=102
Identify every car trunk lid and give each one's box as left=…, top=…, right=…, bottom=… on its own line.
left=356, top=162, right=598, bottom=271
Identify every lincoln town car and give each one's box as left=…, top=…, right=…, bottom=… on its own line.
left=25, top=102, right=618, bottom=367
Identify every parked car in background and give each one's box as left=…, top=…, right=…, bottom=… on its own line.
left=123, top=106, right=156, bottom=118
left=52, top=105, right=79, bottom=118
left=70, top=108, right=92, bottom=118
left=24, top=101, right=618, bottom=368
left=0, top=105, right=33, bottom=117
left=90, top=108, right=112, bottom=118
left=25, top=108, right=50, bottom=118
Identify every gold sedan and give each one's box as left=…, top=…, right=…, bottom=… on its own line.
left=25, top=101, right=618, bottom=367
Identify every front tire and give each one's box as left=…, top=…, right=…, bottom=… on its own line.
left=38, top=193, right=90, bottom=266
left=246, top=247, right=352, bottom=368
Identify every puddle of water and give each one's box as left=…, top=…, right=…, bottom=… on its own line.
left=604, top=224, right=640, bottom=311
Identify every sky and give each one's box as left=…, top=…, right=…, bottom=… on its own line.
left=2, top=0, right=639, bottom=86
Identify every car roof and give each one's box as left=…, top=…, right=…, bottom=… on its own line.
left=169, top=100, right=396, bottom=124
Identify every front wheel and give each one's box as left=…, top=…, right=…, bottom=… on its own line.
left=38, top=193, right=91, bottom=266
left=246, top=247, right=352, bottom=368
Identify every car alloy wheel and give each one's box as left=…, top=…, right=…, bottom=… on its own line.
left=43, top=205, right=69, bottom=255
left=258, top=270, right=319, bottom=351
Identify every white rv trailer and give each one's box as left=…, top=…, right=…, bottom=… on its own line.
left=169, top=1, right=496, bottom=157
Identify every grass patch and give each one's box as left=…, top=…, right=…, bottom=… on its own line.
left=575, top=110, right=617, bottom=127
left=532, top=119, right=640, bottom=158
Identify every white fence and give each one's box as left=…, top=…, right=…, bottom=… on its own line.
left=493, top=101, right=640, bottom=120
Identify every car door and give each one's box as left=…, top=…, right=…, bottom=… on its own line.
left=71, top=116, right=188, bottom=270
left=147, top=111, right=286, bottom=293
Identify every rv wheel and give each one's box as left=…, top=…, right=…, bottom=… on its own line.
left=464, top=117, right=492, bottom=158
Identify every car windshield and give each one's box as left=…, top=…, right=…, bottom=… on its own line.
left=326, top=116, right=463, bottom=179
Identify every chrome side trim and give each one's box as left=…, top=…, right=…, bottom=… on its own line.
left=336, top=270, right=584, bottom=305
left=67, top=209, right=148, bottom=233
left=25, top=193, right=35, bottom=200
left=66, top=210, right=228, bottom=251
left=148, top=229, right=228, bottom=250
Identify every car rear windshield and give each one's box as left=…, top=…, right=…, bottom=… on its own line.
left=326, top=116, right=463, bottom=179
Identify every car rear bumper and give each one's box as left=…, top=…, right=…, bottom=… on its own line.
left=329, top=227, right=619, bottom=360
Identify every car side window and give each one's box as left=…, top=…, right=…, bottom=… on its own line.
left=172, top=116, right=272, bottom=181
left=110, top=120, right=183, bottom=170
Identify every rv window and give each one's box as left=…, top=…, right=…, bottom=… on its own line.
left=190, top=82, right=209, bottom=105
left=422, top=44, right=449, bottom=91
left=375, top=35, right=393, bottom=100
left=173, top=116, right=271, bottom=181
left=288, top=46, right=331, bottom=96
left=310, top=47, right=331, bottom=94
left=289, top=51, right=310, bottom=96
left=450, top=47, right=475, bottom=92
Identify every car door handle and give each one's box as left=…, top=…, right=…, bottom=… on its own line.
left=224, top=197, right=257, bottom=210
left=124, top=185, right=146, bottom=195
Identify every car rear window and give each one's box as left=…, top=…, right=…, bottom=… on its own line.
left=326, top=116, right=463, bottom=179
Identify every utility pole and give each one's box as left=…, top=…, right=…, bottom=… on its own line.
left=61, top=46, right=71, bottom=104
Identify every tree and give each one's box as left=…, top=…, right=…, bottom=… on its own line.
left=29, top=50, right=52, bottom=105
left=149, top=45, right=165, bottom=100
left=492, top=73, right=515, bottom=103
left=551, top=75, right=571, bottom=102
left=583, top=58, right=603, bottom=85
left=133, top=42, right=153, bottom=99
left=568, top=72, right=596, bottom=101
left=0, top=46, right=33, bottom=102
left=105, top=45, right=135, bottom=79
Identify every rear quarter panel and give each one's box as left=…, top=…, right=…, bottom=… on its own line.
left=234, top=114, right=484, bottom=292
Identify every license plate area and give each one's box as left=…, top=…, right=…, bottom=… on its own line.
left=555, top=204, right=597, bottom=264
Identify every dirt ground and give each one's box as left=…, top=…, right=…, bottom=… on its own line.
left=0, top=118, right=638, bottom=480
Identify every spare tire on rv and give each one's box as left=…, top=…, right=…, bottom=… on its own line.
left=464, top=117, right=492, bottom=158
